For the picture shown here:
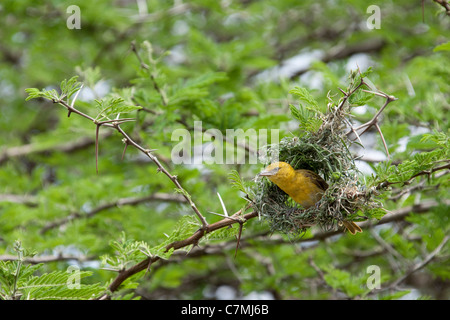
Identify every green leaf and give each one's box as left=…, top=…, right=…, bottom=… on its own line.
left=19, top=270, right=104, bottom=300
left=433, top=41, right=450, bottom=52
left=25, top=87, right=59, bottom=102
left=289, top=103, right=303, bottom=121
left=24, top=88, right=43, bottom=101
left=323, top=268, right=368, bottom=298
left=228, top=170, right=247, bottom=194
left=381, top=290, right=411, bottom=300
left=365, top=208, right=387, bottom=220
left=75, top=66, right=102, bottom=88
left=289, top=103, right=323, bottom=133
left=289, top=87, right=320, bottom=111
left=94, top=97, right=142, bottom=121
left=348, top=88, right=374, bottom=107
left=60, top=76, right=82, bottom=100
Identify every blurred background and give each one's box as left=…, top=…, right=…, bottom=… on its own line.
left=0, top=0, right=449, bottom=300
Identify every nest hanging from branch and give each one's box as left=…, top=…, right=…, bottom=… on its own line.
left=253, top=70, right=395, bottom=237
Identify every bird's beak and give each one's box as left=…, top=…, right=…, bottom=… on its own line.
left=259, top=168, right=279, bottom=176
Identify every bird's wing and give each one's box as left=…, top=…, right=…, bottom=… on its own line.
left=297, top=170, right=329, bottom=191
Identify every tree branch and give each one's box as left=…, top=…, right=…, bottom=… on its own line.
left=40, top=193, right=187, bottom=234
left=0, top=132, right=113, bottom=165
left=433, top=0, right=450, bottom=15
left=379, top=234, right=449, bottom=292
left=99, top=208, right=258, bottom=299
left=0, top=253, right=94, bottom=264
left=54, top=98, right=209, bottom=229
left=376, top=161, right=450, bottom=190
left=346, top=90, right=398, bottom=158
left=98, top=198, right=447, bottom=299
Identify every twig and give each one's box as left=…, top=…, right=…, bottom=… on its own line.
left=369, top=229, right=407, bottom=272
left=433, top=0, right=450, bottom=15
left=114, top=125, right=209, bottom=228
left=40, top=193, right=187, bottom=234
left=99, top=209, right=258, bottom=299
left=98, top=198, right=446, bottom=299
left=0, top=132, right=113, bottom=165
left=130, top=41, right=168, bottom=106
left=131, top=198, right=446, bottom=273
left=380, top=235, right=449, bottom=292
left=306, top=199, right=447, bottom=242
left=346, top=90, right=397, bottom=158
left=0, top=253, right=94, bottom=264
left=388, top=179, right=443, bottom=202
left=53, top=97, right=209, bottom=229
left=377, top=162, right=450, bottom=189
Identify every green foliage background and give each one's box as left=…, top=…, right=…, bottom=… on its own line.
left=0, top=0, right=449, bottom=300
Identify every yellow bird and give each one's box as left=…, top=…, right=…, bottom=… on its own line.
left=259, top=161, right=362, bottom=235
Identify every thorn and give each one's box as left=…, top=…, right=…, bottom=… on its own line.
left=70, top=83, right=84, bottom=108
left=185, top=243, right=199, bottom=255
left=98, top=118, right=136, bottom=126
left=95, top=124, right=101, bottom=175
left=234, top=222, right=244, bottom=259
left=338, top=87, right=347, bottom=96
left=121, top=143, right=128, bottom=161
left=217, top=192, right=229, bottom=217
left=356, top=62, right=362, bottom=75
left=144, top=258, right=152, bottom=277
left=361, top=89, right=386, bottom=98
left=375, top=123, right=390, bottom=160
left=208, top=211, right=241, bottom=223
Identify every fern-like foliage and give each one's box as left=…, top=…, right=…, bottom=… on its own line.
left=0, top=241, right=104, bottom=300
left=25, top=76, right=82, bottom=103
left=19, top=270, right=103, bottom=300
left=289, top=87, right=324, bottom=134
left=370, top=130, right=449, bottom=187
left=101, top=216, right=201, bottom=273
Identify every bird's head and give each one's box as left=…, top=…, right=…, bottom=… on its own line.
left=259, top=161, right=295, bottom=184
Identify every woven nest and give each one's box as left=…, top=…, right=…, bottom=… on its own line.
left=253, top=86, right=382, bottom=237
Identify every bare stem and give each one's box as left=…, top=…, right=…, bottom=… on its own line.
left=346, top=90, right=397, bottom=158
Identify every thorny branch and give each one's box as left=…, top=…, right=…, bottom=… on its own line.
left=98, top=199, right=446, bottom=299
left=2, top=199, right=445, bottom=265
left=433, top=0, right=450, bottom=15
left=26, top=63, right=446, bottom=299
left=99, top=208, right=257, bottom=299
left=55, top=97, right=209, bottom=229
left=345, top=87, right=398, bottom=159
left=376, top=162, right=450, bottom=190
